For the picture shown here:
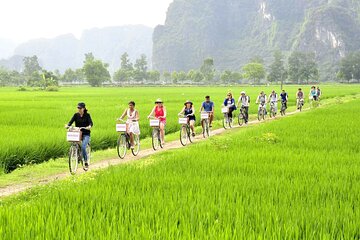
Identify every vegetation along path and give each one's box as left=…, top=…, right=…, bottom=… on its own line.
left=0, top=94, right=358, bottom=198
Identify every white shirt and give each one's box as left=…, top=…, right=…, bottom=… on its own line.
left=269, top=94, right=278, bottom=102
left=238, top=96, right=249, bottom=107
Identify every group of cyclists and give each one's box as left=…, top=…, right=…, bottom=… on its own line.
left=65, top=86, right=322, bottom=170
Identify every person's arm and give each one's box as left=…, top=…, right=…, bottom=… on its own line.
left=200, top=102, right=204, bottom=112
left=87, top=114, right=93, bottom=129
left=191, top=106, right=195, bottom=116
left=67, top=114, right=76, bottom=127
left=223, top=99, right=227, bottom=107
left=135, top=111, right=140, bottom=121
left=119, top=109, right=127, bottom=120
left=179, top=106, right=185, bottom=115
left=163, top=106, right=167, bottom=118
left=211, top=103, right=214, bottom=113
left=237, top=97, right=241, bottom=107
left=148, top=106, right=155, bottom=118
left=256, top=96, right=259, bottom=104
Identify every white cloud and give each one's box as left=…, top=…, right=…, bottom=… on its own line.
left=0, top=0, right=173, bottom=42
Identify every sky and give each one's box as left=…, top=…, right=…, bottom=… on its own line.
left=0, top=0, right=173, bottom=43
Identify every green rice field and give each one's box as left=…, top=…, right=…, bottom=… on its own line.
left=0, top=85, right=359, bottom=173
left=0, top=94, right=359, bottom=239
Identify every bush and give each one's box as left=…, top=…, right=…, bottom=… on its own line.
left=45, top=86, right=59, bottom=92
left=17, top=86, right=27, bottom=91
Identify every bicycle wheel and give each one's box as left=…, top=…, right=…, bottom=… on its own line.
left=117, top=134, right=127, bottom=159
left=152, top=129, right=160, bottom=150
left=263, top=109, right=266, bottom=120
left=203, top=120, right=210, bottom=138
left=85, top=143, right=91, bottom=170
left=257, top=110, right=262, bottom=121
left=180, top=126, right=188, bottom=146
left=223, top=114, right=229, bottom=129
left=188, top=125, right=194, bottom=143
left=238, top=113, right=244, bottom=126
left=272, top=109, right=276, bottom=118
left=159, top=130, right=164, bottom=149
left=131, top=134, right=140, bottom=156
left=68, top=144, right=79, bottom=175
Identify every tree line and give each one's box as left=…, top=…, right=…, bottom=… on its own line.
left=1, top=51, right=360, bottom=88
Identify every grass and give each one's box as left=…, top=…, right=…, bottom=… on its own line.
left=0, top=85, right=359, bottom=172
left=0, top=96, right=359, bottom=239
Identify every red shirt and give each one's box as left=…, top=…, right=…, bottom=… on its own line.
left=155, top=106, right=166, bottom=120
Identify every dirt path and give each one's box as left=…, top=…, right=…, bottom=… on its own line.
left=0, top=109, right=301, bottom=198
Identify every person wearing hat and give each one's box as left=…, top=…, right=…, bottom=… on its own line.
left=296, top=88, right=304, bottom=109
left=237, top=91, right=250, bottom=124
left=200, top=96, right=214, bottom=128
left=256, top=91, right=267, bottom=114
left=179, top=100, right=196, bottom=137
left=148, top=98, right=167, bottom=145
left=65, top=102, right=93, bottom=170
left=223, top=92, right=237, bottom=120
left=280, top=89, right=288, bottom=109
left=268, top=90, right=279, bottom=115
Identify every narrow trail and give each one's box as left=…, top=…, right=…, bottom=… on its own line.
left=0, top=109, right=303, bottom=198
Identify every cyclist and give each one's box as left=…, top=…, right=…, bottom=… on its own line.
left=310, top=86, right=317, bottom=101
left=118, top=101, right=140, bottom=149
left=179, top=100, right=196, bottom=137
left=200, top=95, right=214, bottom=128
left=296, top=88, right=304, bottom=109
left=223, top=92, right=236, bottom=120
left=280, top=89, right=288, bottom=109
left=256, top=91, right=267, bottom=114
left=268, top=90, right=279, bottom=115
left=237, top=91, right=250, bottom=124
left=65, top=102, right=93, bottom=170
left=317, top=87, right=322, bottom=101
left=148, top=98, right=167, bottom=145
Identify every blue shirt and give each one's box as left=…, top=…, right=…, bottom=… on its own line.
left=280, top=92, right=288, bottom=101
left=202, top=101, right=214, bottom=112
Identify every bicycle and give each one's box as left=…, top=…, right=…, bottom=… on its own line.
left=222, top=106, right=233, bottom=129
left=66, top=127, right=91, bottom=175
left=149, top=117, right=164, bottom=151
left=269, top=101, right=277, bottom=118
left=237, top=106, right=246, bottom=126
left=200, top=111, right=210, bottom=138
left=178, top=114, right=195, bottom=146
left=257, top=103, right=266, bottom=121
left=116, top=119, right=140, bottom=159
left=280, top=101, right=287, bottom=116
left=297, top=98, right=304, bottom=111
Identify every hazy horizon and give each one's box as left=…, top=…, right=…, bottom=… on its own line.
left=0, top=0, right=173, bottom=43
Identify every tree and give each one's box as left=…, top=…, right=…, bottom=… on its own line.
left=113, top=52, right=134, bottom=84
left=221, top=70, right=232, bottom=84
left=171, top=71, right=178, bottom=84
left=120, top=52, right=133, bottom=70
left=0, top=68, right=10, bottom=86
left=337, top=52, right=360, bottom=83
left=242, top=62, right=266, bottom=85
left=148, top=70, right=161, bottom=84
left=133, top=54, right=148, bottom=82
left=189, top=70, right=204, bottom=83
left=177, top=71, right=187, bottom=83
left=268, top=51, right=287, bottom=89
left=200, top=58, right=215, bottom=82
left=23, top=55, right=42, bottom=86
left=288, top=52, right=319, bottom=84
left=82, top=53, right=111, bottom=87
left=40, top=70, right=58, bottom=89
left=62, top=68, right=77, bottom=82
left=163, top=71, right=171, bottom=84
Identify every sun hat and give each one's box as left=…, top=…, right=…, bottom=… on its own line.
left=155, top=98, right=163, bottom=104
left=184, top=100, right=193, bottom=105
left=241, top=91, right=246, bottom=95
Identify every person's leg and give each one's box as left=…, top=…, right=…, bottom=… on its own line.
left=130, top=132, right=134, bottom=147
left=229, top=107, right=234, bottom=118
left=244, top=107, right=249, bottom=122
left=190, top=120, right=195, bottom=133
left=274, top=103, right=278, bottom=114
left=209, top=113, right=214, bottom=126
left=81, top=135, right=90, bottom=163
left=160, top=122, right=165, bottom=144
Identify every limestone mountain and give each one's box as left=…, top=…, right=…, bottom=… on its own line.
left=2, top=25, right=153, bottom=73
left=153, top=0, right=360, bottom=80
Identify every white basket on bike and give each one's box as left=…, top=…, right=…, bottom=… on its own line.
left=201, top=112, right=209, bottom=119
left=67, top=131, right=82, bottom=142
left=178, top=118, right=188, bottom=124
left=221, top=107, right=228, bottom=113
left=150, top=119, right=160, bottom=127
left=116, top=124, right=127, bottom=132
